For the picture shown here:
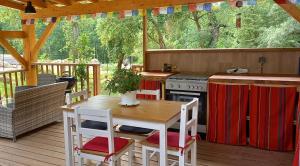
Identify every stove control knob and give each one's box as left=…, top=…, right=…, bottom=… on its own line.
left=178, top=85, right=181, bottom=88
left=187, top=85, right=191, bottom=89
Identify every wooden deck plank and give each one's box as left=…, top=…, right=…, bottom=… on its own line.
left=0, top=122, right=294, bottom=166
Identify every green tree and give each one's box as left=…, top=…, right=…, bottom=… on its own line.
left=96, top=17, right=141, bottom=69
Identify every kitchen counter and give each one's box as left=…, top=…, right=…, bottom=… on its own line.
left=140, top=71, right=176, bottom=81
left=140, top=71, right=177, bottom=100
left=209, top=73, right=300, bottom=86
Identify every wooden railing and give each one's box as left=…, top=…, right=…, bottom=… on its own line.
left=34, top=62, right=101, bottom=96
left=0, top=63, right=101, bottom=99
left=0, top=69, right=26, bottom=98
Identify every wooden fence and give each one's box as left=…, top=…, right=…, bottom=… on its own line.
left=0, top=63, right=101, bottom=99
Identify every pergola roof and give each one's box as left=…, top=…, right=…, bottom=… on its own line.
left=0, top=0, right=299, bottom=23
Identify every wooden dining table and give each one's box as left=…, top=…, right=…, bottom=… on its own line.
left=61, top=95, right=184, bottom=166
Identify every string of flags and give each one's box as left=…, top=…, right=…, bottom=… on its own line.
left=21, top=0, right=261, bottom=25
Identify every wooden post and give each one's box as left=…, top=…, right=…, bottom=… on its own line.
left=142, top=13, right=148, bottom=71
left=93, top=64, right=101, bottom=95
left=22, top=23, right=37, bottom=86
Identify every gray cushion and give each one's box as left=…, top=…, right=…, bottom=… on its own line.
left=81, top=120, right=107, bottom=130
left=119, top=125, right=153, bottom=134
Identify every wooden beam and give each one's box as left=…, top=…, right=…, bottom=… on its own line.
left=277, top=3, right=300, bottom=23
left=0, top=0, right=25, bottom=10
left=22, top=0, right=221, bottom=19
left=0, top=31, right=27, bottom=39
left=49, top=0, right=72, bottom=6
left=17, top=0, right=47, bottom=8
left=0, top=37, right=27, bottom=67
left=31, top=21, right=58, bottom=58
left=22, top=24, right=37, bottom=85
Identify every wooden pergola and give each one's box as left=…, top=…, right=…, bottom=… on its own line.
left=0, top=0, right=299, bottom=86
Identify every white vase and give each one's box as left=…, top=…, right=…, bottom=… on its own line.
left=121, top=91, right=137, bottom=105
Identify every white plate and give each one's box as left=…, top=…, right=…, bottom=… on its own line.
left=119, top=100, right=140, bottom=106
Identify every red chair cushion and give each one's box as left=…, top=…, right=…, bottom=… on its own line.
left=146, top=131, right=192, bottom=148
left=82, top=137, right=129, bottom=154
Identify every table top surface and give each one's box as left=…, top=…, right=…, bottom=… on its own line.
left=209, top=73, right=300, bottom=86
left=61, top=95, right=184, bottom=123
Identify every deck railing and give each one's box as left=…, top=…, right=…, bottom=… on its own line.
left=34, top=62, right=101, bottom=96
left=0, top=63, right=101, bottom=99
left=0, top=69, right=26, bottom=98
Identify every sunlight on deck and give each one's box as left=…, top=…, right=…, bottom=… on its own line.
left=0, top=122, right=293, bottom=166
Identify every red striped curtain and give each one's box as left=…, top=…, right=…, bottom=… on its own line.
left=136, top=80, right=161, bottom=100
left=207, top=83, right=249, bottom=145
left=249, top=85, right=296, bottom=151
left=293, top=100, right=300, bottom=166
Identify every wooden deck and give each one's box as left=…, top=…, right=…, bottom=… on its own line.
left=0, top=122, right=294, bottom=166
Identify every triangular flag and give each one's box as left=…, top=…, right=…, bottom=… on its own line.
left=245, top=0, right=257, bottom=5
left=228, top=0, right=237, bottom=7
left=212, top=2, right=222, bottom=11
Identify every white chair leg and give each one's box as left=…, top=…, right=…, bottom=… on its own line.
left=78, top=156, right=84, bottom=166
left=109, top=160, right=115, bottom=166
left=191, top=143, right=197, bottom=166
left=142, top=147, right=150, bottom=166
left=128, top=146, right=134, bottom=166
left=179, top=153, right=186, bottom=166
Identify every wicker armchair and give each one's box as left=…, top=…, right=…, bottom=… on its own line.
left=0, top=82, right=67, bottom=141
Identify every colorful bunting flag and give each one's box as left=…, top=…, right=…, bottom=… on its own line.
left=174, top=5, right=182, bottom=13
left=274, top=0, right=288, bottom=4
left=119, top=11, right=125, bottom=19
left=152, top=8, right=160, bottom=16
left=159, top=7, right=168, bottom=14
left=167, top=6, right=174, bottom=14
left=132, top=10, right=139, bottom=16
left=212, top=2, right=222, bottom=11
left=107, top=12, right=114, bottom=18
left=244, top=0, right=257, bottom=6
left=203, top=3, right=212, bottom=12
left=289, top=0, right=300, bottom=4
left=138, top=9, right=145, bottom=16
left=182, top=5, right=189, bottom=12
left=188, top=4, right=197, bottom=12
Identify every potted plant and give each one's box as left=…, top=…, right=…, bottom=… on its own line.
left=105, top=68, right=142, bottom=105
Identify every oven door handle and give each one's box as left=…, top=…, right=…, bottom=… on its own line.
left=170, top=91, right=201, bottom=96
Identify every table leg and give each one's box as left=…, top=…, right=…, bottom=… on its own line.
left=159, top=124, right=168, bottom=166
left=162, top=81, right=165, bottom=100
left=63, top=111, right=73, bottom=166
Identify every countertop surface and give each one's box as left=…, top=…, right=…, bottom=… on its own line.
left=140, top=71, right=177, bottom=81
left=209, top=73, right=300, bottom=86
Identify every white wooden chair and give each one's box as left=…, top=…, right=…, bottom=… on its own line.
left=74, top=107, right=134, bottom=166
left=141, top=98, right=199, bottom=166
left=65, top=89, right=88, bottom=106
left=136, top=89, right=160, bottom=101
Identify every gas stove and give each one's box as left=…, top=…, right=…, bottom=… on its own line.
left=165, top=73, right=209, bottom=134
left=166, top=73, right=208, bottom=92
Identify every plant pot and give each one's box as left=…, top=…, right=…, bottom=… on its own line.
left=121, top=91, right=138, bottom=105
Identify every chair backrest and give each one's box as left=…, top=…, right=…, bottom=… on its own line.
left=74, top=107, right=115, bottom=154
left=37, top=74, right=57, bottom=86
left=136, top=89, right=160, bottom=100
left=65, top=89, right=88, bottom=105
left=179, top=98, right=199, bottom=148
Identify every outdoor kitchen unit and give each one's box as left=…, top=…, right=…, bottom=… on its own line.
left=165, top=73, right=208, bottom=133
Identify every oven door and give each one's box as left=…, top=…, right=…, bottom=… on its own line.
left=166, top=90, right=207, bottom=133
